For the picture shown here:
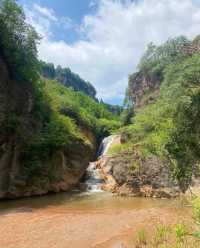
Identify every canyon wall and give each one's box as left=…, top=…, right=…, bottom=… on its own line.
left=0, top=56, right=95, bottom=199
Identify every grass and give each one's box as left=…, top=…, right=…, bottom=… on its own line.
left=134, top=224, right=193, bottom=248
left=152, top=224, right=171, bottom=246
left=107, top=143, right=133, bottom=156
left=131, top=197, right=200, bottom=248
left=136, top=229, right=147, bottom=247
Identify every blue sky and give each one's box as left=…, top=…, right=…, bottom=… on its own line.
left=18, top=0, right=200, bottom=105
left=19, top=0, right=97, bottom=44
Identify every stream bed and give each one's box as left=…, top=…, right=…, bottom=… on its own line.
left=0, top=191, right=191, bottom=248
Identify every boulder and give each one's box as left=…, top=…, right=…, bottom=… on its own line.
left=97, top=136, right=181, bottom=198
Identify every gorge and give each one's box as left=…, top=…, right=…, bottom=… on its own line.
left=2, top=0, right=200, bottom=247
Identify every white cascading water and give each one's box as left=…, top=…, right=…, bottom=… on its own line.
left=86, top=135, right=118, bottom=192
left=97, top=135, right=118, bottom=159
left=85, top=162, right=104, bottom=192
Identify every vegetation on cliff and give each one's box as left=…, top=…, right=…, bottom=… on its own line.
left=23, top=77, right=120, bottom=180
left=0, top=0, right=40, bottom=82
left=112, top=36, right=200, bottom=191
left=40, top=61, right=97, bottom=98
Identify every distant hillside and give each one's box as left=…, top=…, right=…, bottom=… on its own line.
left=40, top=61, right=97, bottom=98
left=99, top=99, right=123, bottom=116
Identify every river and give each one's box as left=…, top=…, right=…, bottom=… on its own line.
left=0, top=136, right=191, bottom=248
left=0, top=191, right=190, bottom=248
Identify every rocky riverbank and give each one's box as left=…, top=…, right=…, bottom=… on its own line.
left=94, top=135, right=181, bottom=198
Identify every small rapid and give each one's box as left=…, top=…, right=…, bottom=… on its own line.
left=85, top=135, right=119, bottom=193
left=85, top=162, right=104, bottom=192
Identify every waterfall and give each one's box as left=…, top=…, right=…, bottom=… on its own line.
left=85, top=162, right=103, bottom=192
left=97, top=135, right=119, bottom=158
left=85, top=135, right=119, bottom=192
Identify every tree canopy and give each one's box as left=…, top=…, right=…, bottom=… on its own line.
left=0, top=0, right=40, bottom=82
left=40, top=61, right=97, bottom=98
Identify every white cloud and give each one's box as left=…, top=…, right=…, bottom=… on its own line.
left=33, top=4, right=57, bottom=22
left=59, top=17, right=74, bottom=30
left=25, top=0, right=200, bottom=104
left=24, top=5, right=52, bottom=38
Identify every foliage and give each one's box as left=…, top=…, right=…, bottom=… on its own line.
left=153, top=224, right=170, bottom=246
left=40, top=61, right=97, bottom=98
left=43, top=79, right=120, bottom=143
left=108, top=142, right=132, bottom=156
left=121, top=88, right=135, bottom=125
left=99, top=99, right=123, bottom=116
left=175, top=223, right=188, bottom=243
left=23, top=114, right=78, bottom=176
left=138, top=36, right=190, bottom=77
left=22, top=77, right=120, bottom=175
left=193, top=198, right=200, bottom=226
left=136, top=229, right=147, bottom=247
left=134, top=197, right=200, bottom=247
left=162, top=55, right=200, bottom=190
left=0, top=0, right=40, bottom=82
left=127, top=36, right=191, bottom=109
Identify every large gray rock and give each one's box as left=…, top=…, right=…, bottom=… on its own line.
left=99, top=150, right=180, bottom=198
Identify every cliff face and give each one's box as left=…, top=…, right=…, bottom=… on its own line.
left=128, top=71, right=161, bottom=108
left=0, top=56, right=94, bottom=199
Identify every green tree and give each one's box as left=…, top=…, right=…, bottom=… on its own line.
left=121, top=87, right=134, bottom=125
left=0, top=0, right=40, bottom=82
left=138, top=36, right=190, bottom=79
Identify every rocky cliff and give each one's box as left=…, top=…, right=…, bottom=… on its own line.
left=96, top=136, right=180, bottom=198
left=128, top=71, right=161, bottom=108
left=0, top=56, right=95, bottom=199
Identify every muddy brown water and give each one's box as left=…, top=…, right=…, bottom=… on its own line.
left=0, top=191, right=191, bottom=248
